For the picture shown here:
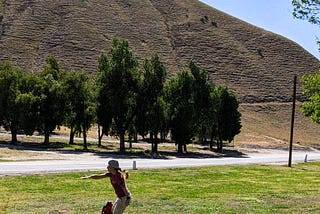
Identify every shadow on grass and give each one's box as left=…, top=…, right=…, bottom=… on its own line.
left=0, top=139, right=249, bottom=160
left=153, top=149, right=248, bottom=159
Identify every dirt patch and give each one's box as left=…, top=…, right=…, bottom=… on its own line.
left=0, top=145, right=66, bottom=161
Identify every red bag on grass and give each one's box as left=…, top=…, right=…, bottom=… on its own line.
left=101, top=201, right=113, bottom=214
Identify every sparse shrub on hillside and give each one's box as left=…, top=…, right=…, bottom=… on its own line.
left=211, top=21, right=217, bottom=27
left=200, top=15, right=209, bottom=24
left=257, top=48, right=264, bottom=58
left=200, top=15, right=218, bottom=28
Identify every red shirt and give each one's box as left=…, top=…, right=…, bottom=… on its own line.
left=106, top=172, right=131, bottom=198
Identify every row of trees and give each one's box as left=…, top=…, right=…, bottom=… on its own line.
left=0, top=57, right=95, bottom=147
left=0, top=38, right=241, bottom=153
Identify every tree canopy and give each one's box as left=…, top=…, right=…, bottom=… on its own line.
left=136, top=54, right=167, bottom=153
left=292, top=0, right=320, bottom=48
left=292, top=0, right=320, bottom=25
left=164, top=69, right=195, bottom=153
left=302, top=71, right=320, bottom=124
left=292, top=1, right=320, bottom=125
left=0, top=38, right=242, bottom=154
left=0, top=62, right=23, bottom=144
left=97, top=38, right=140, bottom=153
left=38, top=56, right=67, bottom=144
left=63, top=70, right=96, bottom=149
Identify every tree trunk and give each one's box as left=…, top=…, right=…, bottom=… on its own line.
left=160, top=131, right=165, bottom=141
left=10, top=121, right=18, bottom=144
left=154, top=133, right=158, bottom=153
left=150, top=133, right=154, bottom=153
left=177, top=143, right=183, bottom=154
left=83, top=126, right=88, bottom=151
left=151, top=132, right=159, bottom=153
left=210, top=130, right=215, bottom=150
left=183, top=143, right=187, bottom=153
left=98, top=124, right=102, bottom=147
left=210, top=136, right=214, bottom=150
left=120, top=133, right=125, bottom=153
left=134, top=131, right=138, bottom=143
left=128, top=133, right=132, bottom=149
left=69, top=126, right=75, bottom=145
left=44, top=127, right=50, bottom=145
left=217, top=132, right=223, bottom=152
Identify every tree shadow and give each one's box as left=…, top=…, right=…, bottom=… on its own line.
left=151, top=148, right=248, bottom=159
left=0, top=140, right=249, bottom=160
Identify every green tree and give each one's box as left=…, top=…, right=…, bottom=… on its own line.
left=189, top=61, right=212, bottom=144
left=206, top=85, right=219, bottom=150
left=292, top=0, right=320, bottom=48
left=97, top=38, right=140, bottom=153
left=17, top=73, right=43, bottom=136
left=0, top=62, right=23, bottom=144
left=163, top=70, right=195, bottom=153
left=292, top=1, right=320, bottom=124
left=38, top=56, right=67, bottom=145
left=292, top=0, right=320, bottom=24
left=63, top=70, right=96, bottom=150
left=215, top=87, right=242, bottom=151
left=96, top=53, right=112, bottom=146
left=136, top=55, right=167, bottom=153
left=301, top=71, right=320, bottom=124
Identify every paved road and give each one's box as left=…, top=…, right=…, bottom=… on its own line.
left=1, top=150, right=320, bottom=176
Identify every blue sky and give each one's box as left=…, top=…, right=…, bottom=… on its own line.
left=199, top=0, right=320, bottom=60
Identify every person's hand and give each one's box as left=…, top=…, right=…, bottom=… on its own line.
left=125, top=195, right=132, bottom=206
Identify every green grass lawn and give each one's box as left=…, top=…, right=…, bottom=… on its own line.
left=1, top=162, right=320, bottom=213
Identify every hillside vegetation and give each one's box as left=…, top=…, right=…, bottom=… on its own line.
left=0, top=0, right=319, bottom=145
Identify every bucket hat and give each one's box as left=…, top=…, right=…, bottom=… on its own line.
left=107, top=160, right=120, bottom=169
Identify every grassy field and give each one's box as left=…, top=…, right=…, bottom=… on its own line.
left=1, top=162, right=319, bottom=213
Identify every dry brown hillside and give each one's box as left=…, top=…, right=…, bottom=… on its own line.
left=0, top=0, right=319, bottom=146
left=1, top=0, right=319, bottom=102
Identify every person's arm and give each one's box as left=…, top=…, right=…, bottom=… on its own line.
left=81, top=173, right=109, bottom=179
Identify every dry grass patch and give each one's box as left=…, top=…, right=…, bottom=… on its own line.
left=236, top=102, right=320, bottom=149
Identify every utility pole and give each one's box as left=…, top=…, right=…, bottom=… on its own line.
left=288, top=75, right=297, bottom=167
